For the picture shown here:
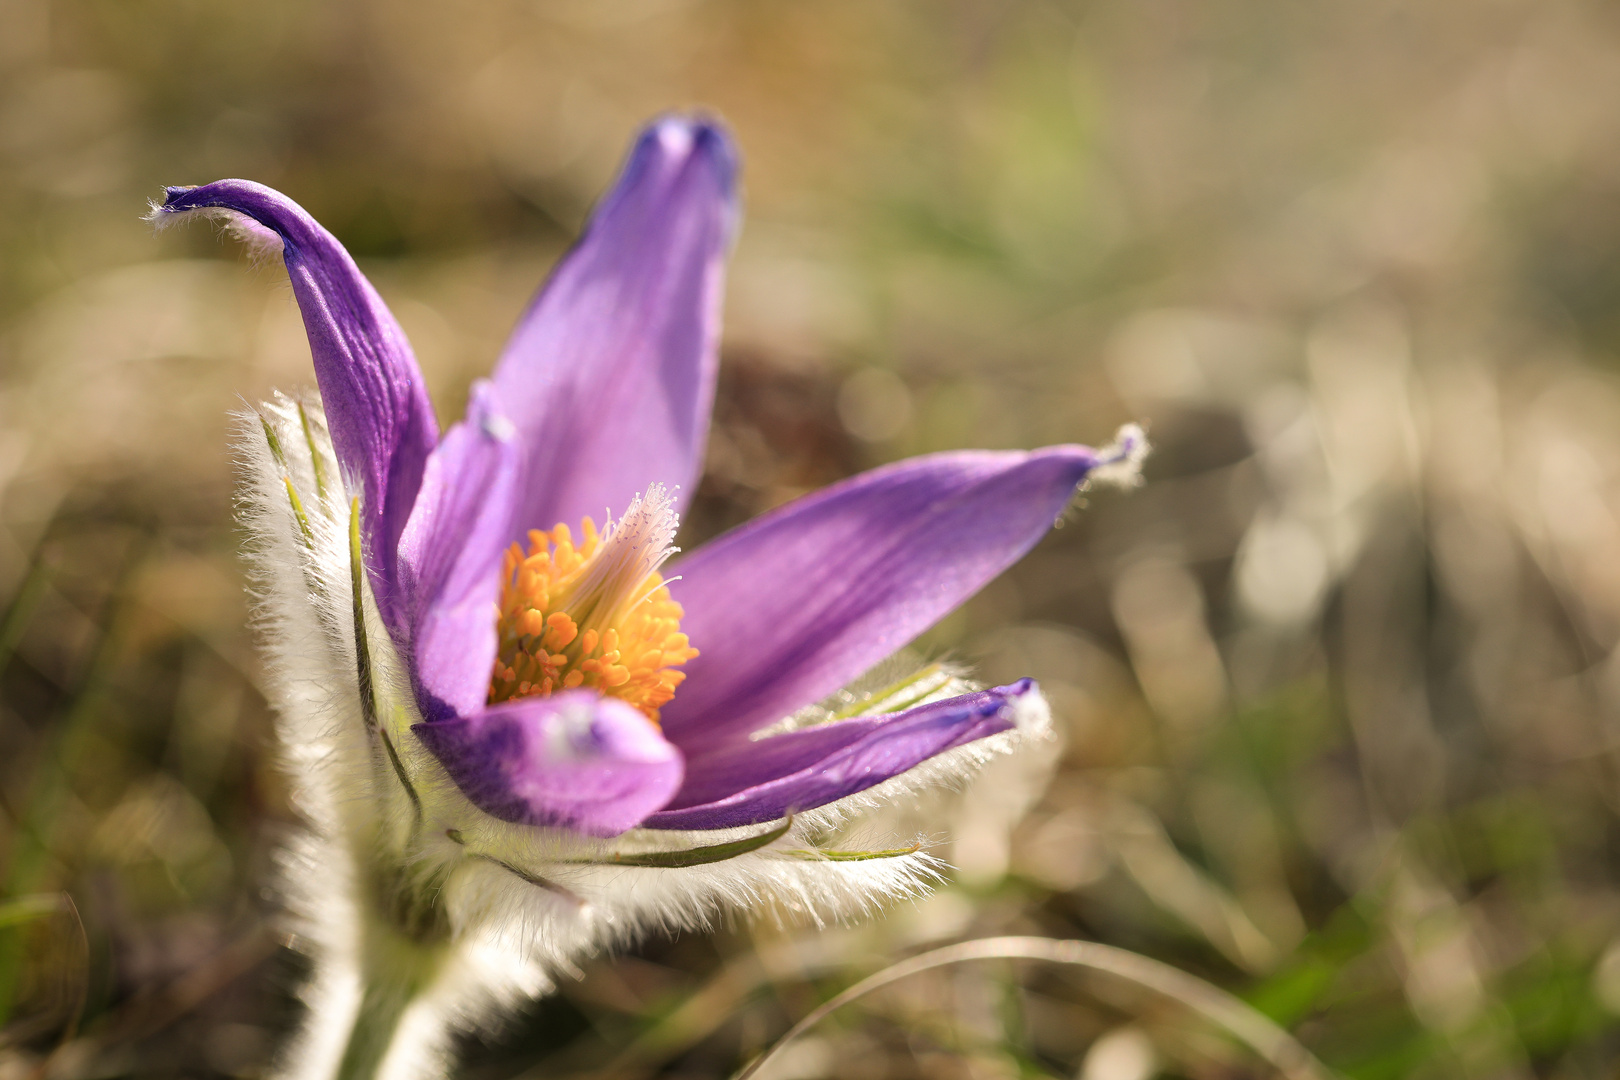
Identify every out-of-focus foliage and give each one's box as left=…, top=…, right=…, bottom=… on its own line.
left=4, top=0, right=1620, bottom=1077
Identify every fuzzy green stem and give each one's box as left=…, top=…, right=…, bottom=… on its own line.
left=331, top=929, right=448, bottom=1080
left=334, top=979, right=416, bottom=1080
left=334, top=985, right=405, bottom=1080
left=324, top=856, right=454, bottom=1080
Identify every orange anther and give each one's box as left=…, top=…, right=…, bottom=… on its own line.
left=490, top=504, right=694, bottom=724
left=545, top=611, right=577, bottom=644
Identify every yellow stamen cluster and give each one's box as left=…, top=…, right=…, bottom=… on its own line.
left=489, top=508, right=698, bottom=724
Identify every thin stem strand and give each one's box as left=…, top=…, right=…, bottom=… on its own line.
left=731, top=936, right=1335, bottom=1080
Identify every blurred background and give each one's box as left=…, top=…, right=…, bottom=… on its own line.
left=3, top=0, right=1620, bottom=1076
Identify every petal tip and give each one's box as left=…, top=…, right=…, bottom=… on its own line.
left=652, top=116, right=697, bottom=157
left=149, top=180, right=289, bottom=257
left=146, top=185, right=202, bottom=228
left=1086, top=423, right=1151, bottom=489
left=415, top=692, right=684, bottom=836
left=997, top=678, right=1050, bottom=734
left=632, top=112, right=739, bottom=196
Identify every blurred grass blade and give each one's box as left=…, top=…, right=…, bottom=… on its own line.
left=0, top=893, right=86, bottom=1052
left=0, top=894, right=63, bottom=931
left=0, top=532, right=150, bottom=1026
left=731, top=936, right=1336, bottom=1080
left=0, top=554, right=49, bottom=674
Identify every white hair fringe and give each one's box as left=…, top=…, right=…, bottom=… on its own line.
left=240, top=394, right=1042, bottom=1080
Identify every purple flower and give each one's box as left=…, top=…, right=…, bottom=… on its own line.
left=157, top=116, right=1143, bottom=844
left=159, top=115, right=1148, bottom=1079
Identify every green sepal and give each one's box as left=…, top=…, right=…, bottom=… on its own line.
left=780, top=843, right=925, bottom=862
left=0, top=894, right=63, bottom=931
left=560, top=817, right=793, bottom=868
left=283, top=477, right=315, bottom=547
left=265, top=414, right=314, bottom=547
left=261, top=415, right=288, bottom=470
left=469, top=855, right=584, bottom=906
left=348, top=496, right=423, bottom=836
left=828, top=663, right=948, bottom=721
left=348, top=496, right=377, bottom=731
left=299, top=400, right=329, bottom=500
left=379, top=728, right=423, bottom=828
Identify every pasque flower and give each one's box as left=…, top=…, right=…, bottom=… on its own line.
left=155, top=117, right=1143, bottom=1079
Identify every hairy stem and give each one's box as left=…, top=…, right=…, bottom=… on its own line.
left=334, top=979, right=415, bottom=1080
left=325, top=884, right=450, bottom=1080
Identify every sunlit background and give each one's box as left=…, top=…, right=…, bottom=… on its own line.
left=6, top=1, right=1620, bottom=1076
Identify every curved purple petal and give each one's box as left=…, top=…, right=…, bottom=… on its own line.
left=644, top=680, right=1037, bottom=830
left=396, top=382, right=519, bottom=721
left=413, top=691, right=683, bottom=837
left=159, top=181, right=438, bottom=629
left=661, top=446, right=1107, bottom=748
left=490, top=116, right=736, bottom=537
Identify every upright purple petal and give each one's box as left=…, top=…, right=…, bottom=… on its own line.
left=644, top=681, right=1037, bottom=830
left=397, top=382, right=519, bottom=721
left=660, top=446, right=1108, bottom=747
left=159, top=181, right=438, bottom=628
left=413, top=692, right=684, bottom=837
left=490, top=116, right=736, bottom=537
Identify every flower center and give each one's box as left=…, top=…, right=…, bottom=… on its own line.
left=488, top=484, right=698, bottom=723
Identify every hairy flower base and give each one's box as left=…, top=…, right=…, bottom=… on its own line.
left=242, top=392, right=1022, bottom=1078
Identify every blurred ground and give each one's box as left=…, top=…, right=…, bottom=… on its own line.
left=4, top=0, right=1620, bottom=1076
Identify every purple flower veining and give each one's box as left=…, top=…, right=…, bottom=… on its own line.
left=158, top=116, right=1142, bottom=841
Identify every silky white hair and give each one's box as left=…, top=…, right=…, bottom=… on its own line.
left=242, top=393, right=1067, bottom=1080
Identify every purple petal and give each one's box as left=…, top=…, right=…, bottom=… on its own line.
left=660, top=446, right=1106, bottom=748
left=643, top=680, right=1036, bottom=831
left=159, top=181, right=438, bottom=629
left=413, top=691, right=683, bottom=837
left=396, top=382, right=519, bottom=721
left=490, top=116, right=736, bottom=537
